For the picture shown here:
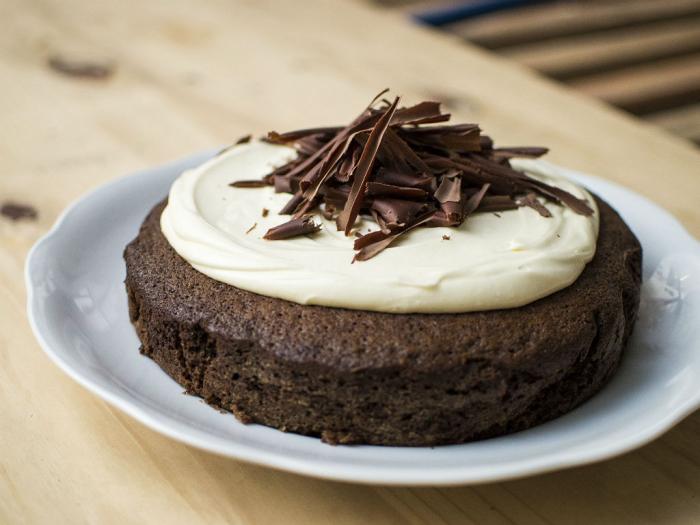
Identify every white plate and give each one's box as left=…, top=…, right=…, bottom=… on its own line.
left=26, top=151, right=700, bottom=485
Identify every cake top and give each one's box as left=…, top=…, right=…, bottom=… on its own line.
left=230, top=90, right=593, bottom=262
left=160, top=91, right=599, bottom=313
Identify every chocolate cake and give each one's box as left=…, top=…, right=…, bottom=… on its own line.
left=125, top=195, right=640, bottom=445
left=124, top=93, right=641, bottom=445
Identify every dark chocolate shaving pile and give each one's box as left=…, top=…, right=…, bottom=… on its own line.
left=231, top=90, right=593, bottom=261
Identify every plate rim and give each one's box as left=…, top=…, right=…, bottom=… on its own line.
left=25, top=151, right=700, bottom=485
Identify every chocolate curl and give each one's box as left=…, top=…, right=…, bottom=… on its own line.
left=353, top=211, right=435, bottom=262
left=279, top=192, right=305, bottom=215
left=390, top=101, right=449, bottom=126
left=525, top=179, right=594, bottom=216
left=402, top=124, right=481, bottom=152
left=434, top=174, right=461, bottom=203
left=374, top=168, right=434, bottom=192
left=366, top=182, right=428, bottom=200
left=477, top=195, right=518, bottom=213
left=434, top=174, right=463, bottom=224
left=463, top=183, right=491, bottom=218
left=267, top=127, right=342, bottom=143
left=336, top=97, right=400, bottom=235
left=230, top=180, right=269, bottom=188
left=379, top=128, right=430, bottom=173
left=370, top=198, right=433, bottom=230
left=336, top=144, right=361, bottom=183
left=490, top=147, right=548, bottom=159
left=516, top=192, right=552, bottom=218
left=263, top=216, right=321, bottom=240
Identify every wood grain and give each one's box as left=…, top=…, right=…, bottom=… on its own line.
left=2, top=0, right=700, bottom=523
left=648, top=103, right=700, bottom=145
left=423, top=0, right=700, bottom=145
left=571, top=53, right=700, bottom=114
left=447, top=0, right=700, bottom=49
left=504, top=16, right=700, bottom=79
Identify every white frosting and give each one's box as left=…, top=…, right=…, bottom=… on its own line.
left=161, top=141, right=599, bottom=313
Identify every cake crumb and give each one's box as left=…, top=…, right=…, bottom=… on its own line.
left=442, top=234, right=450, bottom=240
left=262, top=208, right=269, bottom=217
left=493, top=212, right=501, bottom=218
left=245, top=222, right=257, bottom=234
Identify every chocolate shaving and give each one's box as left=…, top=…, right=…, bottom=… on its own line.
left=336, top=145, right=361, bottom=183
left=353, top=211, right=435, bottom=262
left=353, top=229, right=389, bottom=251
left=516, top=193, right=552, bottom=218
left=262, top=208, right=269, bottom=217
left=263, top=216, right=321, bottom=240
left=231, top=91, right=594, bottom=261
left=322, top=186, right=351, bottom=209
left=366, top=182, right=428, bottom=199
left=478, top=195, right=518, bottom=213
left=374, top=169, right=434, bottom=192
left=463, top=183, right=491, bottom=218
left=295, top=135, right=328, bottom=156
left=371, top=198, right=433, bottom=230
left=526, top=180, right=594, bottom=216
left=337, top=96, right=400, bottom=234
left=491, top=146, right=548, bottom=159
left=230, top=180, right=269, bottom=188
left=434, top=174, right=461, bottom=204
left=434, top=174, right=464, bottom=224
left=404, top=124, right=481, bottom=152
left=268, top=127, right=343, bottom=143
left=235, top=134, right=252, bottom=145
left=380, top=129, right=431, bottom=173
left=390, top=101, right=448, bottom=126
left=279, top=192, right=305, bottom=215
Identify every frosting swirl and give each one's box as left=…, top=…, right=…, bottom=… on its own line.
left=161, top=141, right=599, bottom=313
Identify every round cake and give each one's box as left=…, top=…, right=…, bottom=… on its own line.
left=125, top=96, right=641, bottom=446
left=125, top=195, right=641, bottom=447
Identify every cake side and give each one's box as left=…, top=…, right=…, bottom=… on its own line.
left=124, top=195, right=641, bottom=446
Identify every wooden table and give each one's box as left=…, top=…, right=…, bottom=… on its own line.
left=2, top=0, right=700, bottom=523
left=381, top=0, right=700, bottom=145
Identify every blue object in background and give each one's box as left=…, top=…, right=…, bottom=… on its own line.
left=413, top=0, right=549, bottom=27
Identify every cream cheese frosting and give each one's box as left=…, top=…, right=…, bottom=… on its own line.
left=160, top=141, right=599, bottom=313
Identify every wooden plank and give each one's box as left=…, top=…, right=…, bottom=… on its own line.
left=2, top=0, right=700, bottom=524
left=504, top=17, right=700, bottom=79
left=571, top=53, right=700, bottom=114
left=647, top=103, right=700, bottom=145
left=447, top=0, right=700, bottom=49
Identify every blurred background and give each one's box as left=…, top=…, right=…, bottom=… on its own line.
left=374, top=0, right=700, bottom=147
